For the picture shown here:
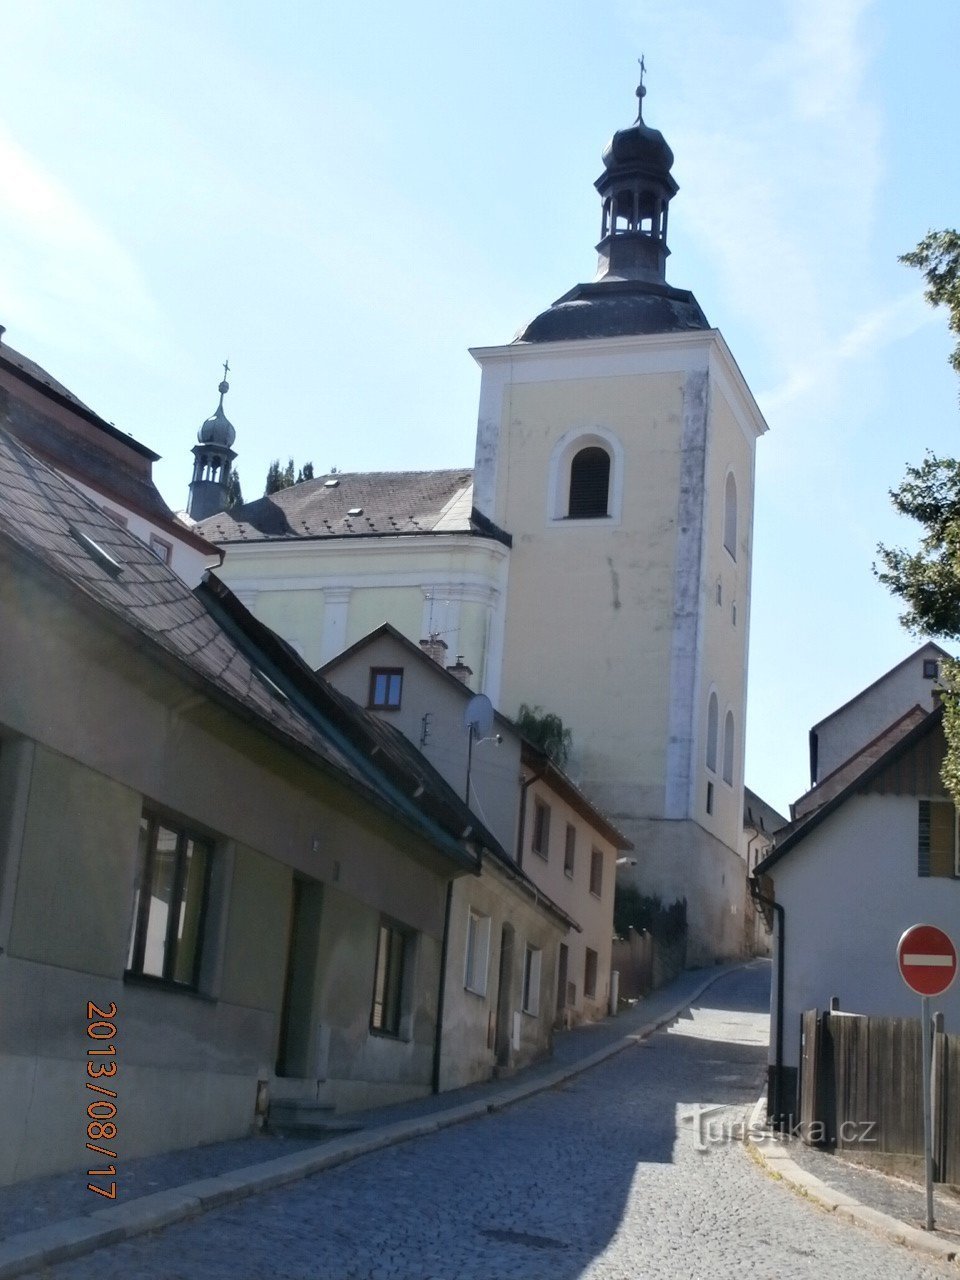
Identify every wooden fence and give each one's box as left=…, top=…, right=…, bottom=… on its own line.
left=800, top=1007, right=960, bottom=1184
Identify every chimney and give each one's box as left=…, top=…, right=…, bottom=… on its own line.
left=419, top=635, right=448, bottom=665
left=446, top=655, right=473, bottom=685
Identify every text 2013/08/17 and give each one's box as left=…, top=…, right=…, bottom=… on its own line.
left=85, top=1001, right=119, bottom=1199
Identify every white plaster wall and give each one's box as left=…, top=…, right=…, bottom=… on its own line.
left=814, top=648, right=944, bottom=782
left=770, top=792, right=960, bottom=1073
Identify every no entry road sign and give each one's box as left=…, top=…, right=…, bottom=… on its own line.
left=897, top=923, right=958, bottom=997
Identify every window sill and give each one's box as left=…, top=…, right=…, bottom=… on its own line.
left=368, top=704, right=401, bottom=712
left=589, top=890, right=602, bottom=900
left=368, top=1026, right=409, bottom=1042
left=123, top=971, right=215, bottom=1002
left=531, top=848, right=549, bottom=861
left=564, top=868, right=574, bottom=879
left=464, top=984, right=488, bottom=999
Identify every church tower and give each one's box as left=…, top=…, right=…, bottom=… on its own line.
left=187, top=365, right=237, bottom=521
left=471, top=77, right=768, bottom=962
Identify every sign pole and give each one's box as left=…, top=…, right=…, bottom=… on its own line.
left=921, top=993, right=934, bottom=1232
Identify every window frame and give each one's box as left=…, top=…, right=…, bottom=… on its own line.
left=531, top=798, right=551, bottom=860
left=368, top=667, right=404, bottom=710
left=589, top=847, right=604, bottom=899
left=149, top=533, right=174, bottom=565
left=917, top=798, right=959, bottom=879
left=370, top=918, right=413, bottom=1037
left=126, top=812, right=214, bottom=992
left=563, top=823, right=576, bottom=878
left=584, top=947, right=599, bottom=1001
left=522, top=944, right=542, bottom=1016
left=464, top=909, right=492, bottom=997
left=722, top=710, right=735, bottom=786
left=567, top=446, right=611, bottom=519
left=546, top=427, right=625, bottom=527
left=723, top=471, right=738, bottom=560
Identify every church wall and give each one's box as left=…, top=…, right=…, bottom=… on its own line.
left=491, top=368, right=686, bottom=814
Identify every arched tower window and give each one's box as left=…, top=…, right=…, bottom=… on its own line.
left=568, top=447, right=611, bottom=519
left=724, top=472, right=738, bottom=559
left=706, top=693, right=719, bottom=773
left=722, top=710, right=735, bottom=785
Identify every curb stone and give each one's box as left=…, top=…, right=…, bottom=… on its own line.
left=0, top=963, right=740, bottom=1278
left=746, top=1095, right=959, bottom=1267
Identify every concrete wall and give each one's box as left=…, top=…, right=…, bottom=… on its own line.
left=0, top=561, right=463, bottom=1182
left=769, top=792, right=960, bottom=1075
left=439, top=864, right=561, bottom=1091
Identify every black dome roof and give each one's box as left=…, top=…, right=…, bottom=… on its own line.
left=515, top=280, right=709, bottom=344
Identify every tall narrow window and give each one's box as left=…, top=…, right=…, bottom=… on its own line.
left=127, top=814, right=212, bottom=989
left=589, top=848, right=604, bottom=898
left=722, top=711, right=735, bottom=785
left=724, top=472, right=738, bottom=559
left=564, top=824, right=576, bottom=877
left=584, top=948, right=599, bottom=1000
left=706, top=693, right=719, bottom=773
left=370, top=921, right=410, bottom=1036
left=464, top=909, right=491, bottom=996
left=918, top=800, right=958, bottom=877
left=568, top=447, right=611, bottom=518
left=532, top=799, right=551, bottom=859
left=522, top=945, right=542, bottom=1016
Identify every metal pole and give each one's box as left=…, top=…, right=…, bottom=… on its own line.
left=465, top=723, right=475, bottom=804
left=922, top=994, right=935, bottom=1231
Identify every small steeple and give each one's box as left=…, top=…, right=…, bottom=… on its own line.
left=187, top=362, right=238, bottom=520
left=594, top=61, right=678, bottom=285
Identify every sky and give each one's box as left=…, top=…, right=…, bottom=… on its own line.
left=1, top=0, right=958, bottom=815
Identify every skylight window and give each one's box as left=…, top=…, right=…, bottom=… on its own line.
left=67, top=523, right=123, bottom=578
left=347, top=507, right=363, bottom=517
left=324, top=478, right=340, bottom=488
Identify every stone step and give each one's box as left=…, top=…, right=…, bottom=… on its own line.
left=266, top=1100, right=363, bottom=1136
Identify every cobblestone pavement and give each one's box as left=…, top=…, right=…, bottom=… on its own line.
left=31, top=967, right=953, bottom=1279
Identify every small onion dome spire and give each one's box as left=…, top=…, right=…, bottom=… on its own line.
left=197, top=359, right=236, bottom=448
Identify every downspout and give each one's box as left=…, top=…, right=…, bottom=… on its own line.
left=750, top=875, right=785, bottom=1129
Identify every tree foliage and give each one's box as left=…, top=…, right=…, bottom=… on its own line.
left=264, top=458, right=315, bottom=496
left=224, top=468, right=243, bottom=509
left=876, top=229, right=960, bottom=801
left=515, top=702, right=573, bottom=768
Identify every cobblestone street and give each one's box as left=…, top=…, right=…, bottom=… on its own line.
left=32, top=968, right=953, bottom=1279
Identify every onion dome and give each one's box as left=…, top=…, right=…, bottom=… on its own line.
left=601, top=83, right=675, bottom=179
left=198, top=372, right=236, bottom=448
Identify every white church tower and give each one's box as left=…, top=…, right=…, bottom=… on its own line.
left=471, top=77, right=768, bottom=961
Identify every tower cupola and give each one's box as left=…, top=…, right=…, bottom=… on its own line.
left=513, top=65, right=708, bottom=344
left=187, top=363, right=238, bottom=520
left=595, top=73, right=677, bottom=284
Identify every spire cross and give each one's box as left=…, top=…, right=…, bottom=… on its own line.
left=636, top=54, right=647, bottom=119
left=638, top=54, right=646, bottom=90
left=222, top=359, right=230, bottom=382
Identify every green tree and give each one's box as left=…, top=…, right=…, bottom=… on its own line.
left=224, top=467, right=243, bottom=509
left=265, top=458, right=315, bottom=495
left=876, top=229, right=960, bottom=799
left=515, top=702, right=573, bottom=768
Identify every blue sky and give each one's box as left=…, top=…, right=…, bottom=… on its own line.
left=1, top=0, right=958, bottom=814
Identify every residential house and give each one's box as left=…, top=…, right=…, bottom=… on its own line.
left=740, top=787, right=786, bottom=956
left=321, top=623, right=632, bottom=1034
left=0, top=425, right=502, bottom=1184
left=756, top=702, right=960, bottom=1123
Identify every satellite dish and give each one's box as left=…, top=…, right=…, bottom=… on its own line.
left=464, top=693, right=494, bottom=738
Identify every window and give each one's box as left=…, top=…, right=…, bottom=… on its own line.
left=716, top=578, right=722, bottom=606
left=149, top=534, right=173, bottom=565
left=568, top=447, right=611, bottom=518
left=522, top=944, right=542, bottom=1016
left=584, top=948, right=598, bottom=1000
left=722, top=711, right=735, bottom=785
left=370, top=920, right=411, bottom=1036
left=923, top=659, right=939, bottom=680
left=723, top=472, right=738, bottom=559
left=706, top=780, right=714, bottom=815
left=126, top=814, right=212, bottom=989
left=589, top=847, right=603, bottom=898
left=706, top=693, right=719, bottom=773
left=532, top=799, right=551, bottom=859
left=918, top=800, right=958, bottom=878
left=564, top=823, right=576, bottom=878
left=369, top=667, right=403, bottom=709
left=464, top=909, right=491, bottom=996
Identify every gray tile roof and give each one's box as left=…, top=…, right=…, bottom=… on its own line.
left=197, top=469, right=475, bottom=542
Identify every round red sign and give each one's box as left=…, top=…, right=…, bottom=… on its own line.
left=897, top=924, right=958, bottom=997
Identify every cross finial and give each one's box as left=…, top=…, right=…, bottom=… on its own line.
left=636, top=54, right=647, bottom=119
left=218, top=358, right=230, bottom=399
left=222, top=359, right=230, bottom=382
left=638, top=55, right=646, bottom=90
